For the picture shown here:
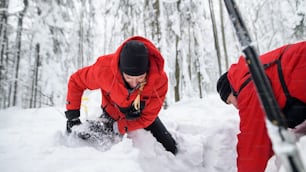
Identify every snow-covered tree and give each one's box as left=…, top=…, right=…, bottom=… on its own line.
left=2, top=0, right=304, bottom=109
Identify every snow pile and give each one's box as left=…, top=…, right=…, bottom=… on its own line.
left=0, top=93, right=305, bottom=172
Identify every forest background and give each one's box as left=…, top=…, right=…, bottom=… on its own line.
left=0, top=0, right=305, bottom=109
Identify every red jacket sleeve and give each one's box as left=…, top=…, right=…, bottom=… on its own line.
left=236, top=83, right=274, bottom=172
left=117, top=73, right=168, bottom=134
left=66, top=59, right=103, bottom=110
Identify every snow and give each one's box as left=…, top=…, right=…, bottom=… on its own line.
left=0, top=93, right=306, bottom=172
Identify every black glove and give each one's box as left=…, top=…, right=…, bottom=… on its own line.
left=119, top=101, right=146, bottom=120
left=125, top=108, right=141, bottom=120
left=65, top=110, right=82, bottom=133
left=99, top=111, right=115, bottom=132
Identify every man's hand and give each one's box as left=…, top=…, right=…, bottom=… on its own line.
left=292, top=120, right=306, bottom=135
left=125, top=101, right=145, bottom=120
left=66, top=118, right=82, bottom=133
left=65, top=110, right=81, bottom=133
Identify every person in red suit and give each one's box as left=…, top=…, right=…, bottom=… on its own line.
left=65, top=36, right=177, bottom=154
left=217, top=41, right=306, bottom=171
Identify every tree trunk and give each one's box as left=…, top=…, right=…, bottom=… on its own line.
left=30, top=44, right=40, bottom=108
left=0, top=0, right=9, bottom=108
left=78, top=0, right=85, bottom=68
left=152, top=0, right=161, bottom=46
left=174, top=0, right=181, bottom=102
left=0, top=0, right=8, bottom=72
left=12, top=0, right=28, bottom=106
left=208, top=0, right=222, bottom=75
left=197, top=70, right=203, bottom=98
left=174, top=35, right=180, bottom=102
left=219, top=0, right=229, bottom=69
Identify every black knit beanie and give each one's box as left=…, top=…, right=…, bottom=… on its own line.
left=216, top=72, right=232, bottom=103
left=119, top=40, right=149, bottom=76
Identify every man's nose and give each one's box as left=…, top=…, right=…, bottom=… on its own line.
left=130, top=80, right=138, bottom=88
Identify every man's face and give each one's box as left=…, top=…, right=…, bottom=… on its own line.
left=123, top=72, right=147, bottom=89
left=226, top=93, right=238, bottom=109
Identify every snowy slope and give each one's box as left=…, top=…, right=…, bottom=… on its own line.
left=0, top=93, right=305, bottom=172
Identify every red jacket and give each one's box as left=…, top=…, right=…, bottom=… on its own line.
left=66, top=36, right=168, bottom=134
left=227, top=41, right=306, bottom=172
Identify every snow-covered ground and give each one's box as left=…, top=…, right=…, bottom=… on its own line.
left=0, top=93, right=305, bottom=172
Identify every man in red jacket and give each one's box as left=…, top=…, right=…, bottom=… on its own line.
left=65, top=36, right=177, bottom=154
left=216, top=41, right=306, bottom=171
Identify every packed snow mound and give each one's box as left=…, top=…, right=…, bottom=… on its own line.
left=0, top=93, right=305, bottom=172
